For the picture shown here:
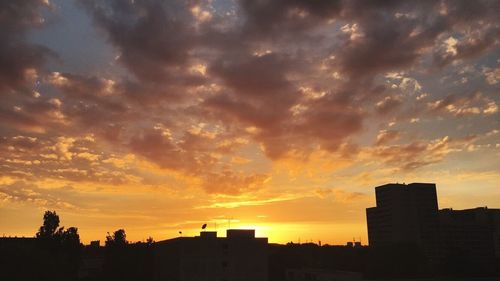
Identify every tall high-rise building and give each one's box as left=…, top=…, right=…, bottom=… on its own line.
left=366, top=183, right=439, bottom=250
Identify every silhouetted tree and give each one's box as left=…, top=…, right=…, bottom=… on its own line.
left=146, top=236, right=154, bottom=245
left=33, top=211, right=82, bottom=281
left=36, top=210, right=62, bottom=239
left=61, top=227, right=80, bottom=245
left=106, top=229, right=127, bottom=247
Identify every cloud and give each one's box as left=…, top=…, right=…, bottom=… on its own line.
left=371, top=135, right=478, bottom=171
left=71, top=0, right=498, bottom=163
left=314, top=188, right=367, bottom=203
left=0, top=134, right=141, bottom=185
left=432, top=0, right=500, bottom=68
left=79, top=0, right=202, bottom=85
left=427, top=92, right=498, bottom=116
left=202, top=171, right=270, bottom=195
left=238, top=0, right=342, bottom=39
left=375, top=130, right=401, bottom=146
left=1, top=0, right=499, bottom=201
left=128, top=127, right=271, bottom=195
left=482, top=67, right=500, bottom=85
left=0, top=181, right=79, bottom=210
left=375, top=96, right=403, bottom=115
left=433, top=28, right=500, bottom=67
left=0, top=0, right=53, bottom=94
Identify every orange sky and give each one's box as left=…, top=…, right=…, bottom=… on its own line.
left=0, top=0, right=499, bottom=245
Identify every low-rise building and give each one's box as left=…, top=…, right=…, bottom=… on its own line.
left=439, top=207, right=500, bottom=260
left=286, top=268, right=363, bottom=281
left=154, top=229, right=268, bottom=281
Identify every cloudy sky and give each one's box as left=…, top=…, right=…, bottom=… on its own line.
left=1, top=0, right=499, bottom=244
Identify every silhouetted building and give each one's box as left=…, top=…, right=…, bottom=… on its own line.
left=154, top=229, right=268, bottom=281
left=345, top=241, right=362, bottom=248
left=366, top=183, right=439, bottom=255
left=286, top=268, right=362, bottom=281
left=439, top=207, right=500, bottom=262
left=78, top=241, right=105, bottom=280
left=366, top=182, right=500, bottom=275
left=0, top=237, right=36, bottom=251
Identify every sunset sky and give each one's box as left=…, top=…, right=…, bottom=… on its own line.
left=0, top=0, right=499, bottom=245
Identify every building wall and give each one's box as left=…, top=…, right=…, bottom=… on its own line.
left=439, top=207, right=500, bottom=262
left=366, top=183, right=439, bottom=250
left=366, top=182, right=499, bottom=268
left=286, top=269, right=362, bottom=281
left=154, top=230, right=268, bottom=281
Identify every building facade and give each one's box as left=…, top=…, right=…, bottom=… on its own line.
left=439, top=207, right=500, bottom=261
left=366, top=182, right=500, bottom=269
left=366, top=183, right=439, bottom=251
left=286, top=268, right=362, bottom=281
left=154, top=229, right=268, bottom=281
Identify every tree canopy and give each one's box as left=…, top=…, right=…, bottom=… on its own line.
left=36, top=210, right=61, bottom=239
left=106, top=229, right=128, bottom=247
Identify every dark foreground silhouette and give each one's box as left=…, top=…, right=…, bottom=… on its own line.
left=1, top=205, right=499, bottom=280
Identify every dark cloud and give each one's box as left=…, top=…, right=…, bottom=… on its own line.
left=337, top=2, right=443, bottom=79
left=0, top=0, right=53, bottom=94
left=47, top=72, right=127, bottom=112
left=238, top=0, right=342, bottom=39
left=79, top=0, right=201, bottom=84
left=433, top=27, right=500, bottom=68
left=210, top=53, right=295, bottom=98
left=0, top=106, right=45, bottom=133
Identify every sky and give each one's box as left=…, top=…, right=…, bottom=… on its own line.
left=0, top=0, right=499, bottom=245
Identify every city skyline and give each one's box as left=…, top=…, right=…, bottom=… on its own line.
left=1, top=0, right=499, bottom=245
